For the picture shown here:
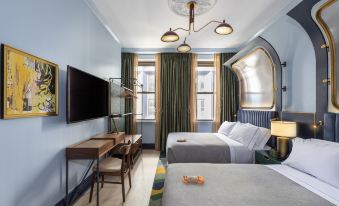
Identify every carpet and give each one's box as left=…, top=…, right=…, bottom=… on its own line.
left=148, top=158, right=167, bottom=206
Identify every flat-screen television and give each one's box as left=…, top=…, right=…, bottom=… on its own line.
left=67, top=66, right=109, bottom=123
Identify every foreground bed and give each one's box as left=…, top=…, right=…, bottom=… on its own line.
left=162, top=163, right=338, bottom=206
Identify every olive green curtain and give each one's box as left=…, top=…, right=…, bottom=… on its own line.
left=159, top=53, right=193, bottom=151
left=121, top=53, right=137, bottom=134
left=220, top=53, right=239, bottom=123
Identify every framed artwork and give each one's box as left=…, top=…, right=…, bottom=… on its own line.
left=1, top=44, right=58, bottom=119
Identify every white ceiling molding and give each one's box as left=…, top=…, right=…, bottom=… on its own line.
left=85, top=0, right=121, bottom=44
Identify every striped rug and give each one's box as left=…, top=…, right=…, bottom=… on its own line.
left=148, top=158, right=167, bottom=206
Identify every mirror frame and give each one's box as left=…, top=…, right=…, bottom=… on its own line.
left=315, top=0, right=338, bottom=109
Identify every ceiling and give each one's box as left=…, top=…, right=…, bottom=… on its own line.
left=87, top=0, right=300, bottom=49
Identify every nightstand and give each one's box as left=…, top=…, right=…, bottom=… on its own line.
left=255, top=150, right=282, bottom=165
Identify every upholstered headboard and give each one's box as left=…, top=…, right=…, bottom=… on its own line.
left=324, top=113, right=339, bottom=143
left=237, top=110, right=277, bottom=129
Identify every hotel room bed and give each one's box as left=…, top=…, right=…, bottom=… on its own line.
left=166, top=132, right=253, bottom=164
left=165, top=110, right=276, bottom=164
left=163, top=113, right=339, bottom=206
left=162, top=163, right=339, bottom=206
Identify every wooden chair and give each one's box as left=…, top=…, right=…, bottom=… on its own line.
left=89, top=141, right=132, bottom=203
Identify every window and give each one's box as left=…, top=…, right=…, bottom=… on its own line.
left=196, top=61, right=215, bottom=120
left=136, top=61, right=155, bottom=120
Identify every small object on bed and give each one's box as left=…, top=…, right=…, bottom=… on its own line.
left=176, top=139, right=187, bottom=142
left=182, top=176, right=205, bottom=185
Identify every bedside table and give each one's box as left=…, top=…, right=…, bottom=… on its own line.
left=255, top=150, right=282, bottom=165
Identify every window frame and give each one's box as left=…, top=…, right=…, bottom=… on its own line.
left=136, top=61, right=156, bottom=120
left=196, top=61, right=215, bottom=121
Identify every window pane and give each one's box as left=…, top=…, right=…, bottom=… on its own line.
left=196, top=67, right=214, bottom=92
left=196, top=93, right=214, bottom=120
left=136, top=93, right=155, bottom=119
left=137, top=66, right=155, bottom=92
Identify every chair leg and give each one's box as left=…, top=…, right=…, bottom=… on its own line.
left=121, top=173, right=125, bottom=202
left=89, top=175, right=95, bottom=203
left=128, top=170, right=132, bottom=188
left=131, top=155, right=134, bottom=169
left=101, top=175, right=104, bottom=188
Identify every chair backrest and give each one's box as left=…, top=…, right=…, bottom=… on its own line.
left=117, top=141, right=132, bottom=170
left=122, top=141, right=132, bottom=155
left=116, top=140, right=132, bottom=156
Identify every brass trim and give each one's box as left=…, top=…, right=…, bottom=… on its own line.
left=315, top=0, right=338, bottom=108
left=321, top=44, right=329, bottom=49
left=231, top=48, right=276, bottom=109
left=322, top=78, right=331, bottom=84
left=197, top=61, right=214, bottom=67
left=138, top=61, right=155, bottom=67
left=277, top=136, right=290, bottom=159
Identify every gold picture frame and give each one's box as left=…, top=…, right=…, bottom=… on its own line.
left=1, top=44, right=59, bottom=119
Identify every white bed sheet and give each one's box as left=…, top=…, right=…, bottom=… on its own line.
left=214, top=133, right=253, bottom=163
left=267, top=164, right=339, bottom=205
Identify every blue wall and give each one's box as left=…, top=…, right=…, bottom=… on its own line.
left=0, top=0, right=121, bottom=205
left=260, top=15, right=316, bottom=113
left=137, top=121, right=155, bottom=144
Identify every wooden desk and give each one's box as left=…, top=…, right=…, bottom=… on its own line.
left=65, top=133, right=125, bottom=206
left=91, top=132, right=125, bottom=144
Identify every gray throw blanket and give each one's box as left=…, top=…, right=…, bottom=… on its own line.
left=166, top=133, right=231, bottom=164
left=162, top=164, right=335, bottom=206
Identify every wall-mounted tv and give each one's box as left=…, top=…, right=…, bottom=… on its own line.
left=67, top=66, right=109, bottom=123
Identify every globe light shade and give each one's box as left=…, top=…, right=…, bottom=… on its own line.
left=215, top=20, right=233, bottom=35
left=177, top=42, right=191, bottom=53
left=161, top=28, right=180, bottom=42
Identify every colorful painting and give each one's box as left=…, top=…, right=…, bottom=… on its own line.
left=1, top=44, right=58, bottom=119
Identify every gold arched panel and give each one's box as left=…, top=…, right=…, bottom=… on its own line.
left=232, top=48, right=275, bottom=109
left=315, top=0, right=339, bottom=109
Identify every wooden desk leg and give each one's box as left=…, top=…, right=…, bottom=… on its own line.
left=96, top=157, right=100, bottom=206
left=66, top=159, right=69, bottom=206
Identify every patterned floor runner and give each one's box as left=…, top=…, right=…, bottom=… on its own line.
left=148, top=158, right=167, bottom=206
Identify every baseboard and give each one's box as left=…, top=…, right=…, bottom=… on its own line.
left=142, top=143, right=155, bottom=149
left=55, top=173, right=93, bottom=206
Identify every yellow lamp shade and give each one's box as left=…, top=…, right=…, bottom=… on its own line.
left=271, top=121, right=297, bottom=138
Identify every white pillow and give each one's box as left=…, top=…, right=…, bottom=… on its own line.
left=252, top=126, right=271, bottom=150
left=283, top=137, right=339, bottom=189
left=228, top=123, right=258, bottom=149
left=218, top=121, right=237, bottom=136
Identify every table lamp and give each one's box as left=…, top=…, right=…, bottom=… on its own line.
left=270, top=121, right=297, bottom=159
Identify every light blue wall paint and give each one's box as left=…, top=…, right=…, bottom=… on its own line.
left=137, top=122, right=155, bottom=144
left=260, top=15, right=316, bottom=112
left=0, top=0, right=121, bottom=205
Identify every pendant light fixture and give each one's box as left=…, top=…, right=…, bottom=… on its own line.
left=177, top=38, right=191, bottom=53
left=214, top=20, right=233, bottom=35
left=161, top=28, right=180, bottom=42
left=161, top=0, right=233, bottom=52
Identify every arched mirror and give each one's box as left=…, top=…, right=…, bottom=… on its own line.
left=316, top=0, right=339, bottom=109
left=232, top=48, right=275, bottom=108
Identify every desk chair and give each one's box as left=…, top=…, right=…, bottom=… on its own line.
left=89, top=141, right=132, bottom=203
